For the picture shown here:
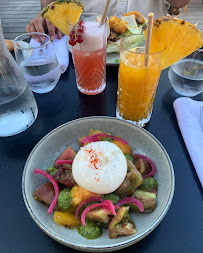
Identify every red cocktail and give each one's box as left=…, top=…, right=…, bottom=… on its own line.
left=69, top=14, right=107, bottom=95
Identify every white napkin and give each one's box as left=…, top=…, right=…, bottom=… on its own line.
left=30, top=35, right=69, bottom=74
left=173, top=97, right=203, bottom=187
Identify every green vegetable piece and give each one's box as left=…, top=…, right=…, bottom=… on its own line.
left=109, top=207, right=136, bottom=239
left=115, top=59, right=119, bottom=63
left=101, top=137, right=113, bottom=142
left=86, top=208, right=111, bottom=224
left=124, top=34, right=145, bottom=49
left=103, top=193, right=120, bottom=205
left=78, top=201, right=98, bottom=217
left=78, top=221, right=103, bottom=240
left=46, top=166, right=58, bottom=176
left=134, top=157, right=151, bottom=176
left=126, top=159, right=138, bottom=172
left=57, top=188, right=72, bottom=211
left=139, top=177, right=158, bottom=192
left=131, top=189, right=156, bottom=212
left=125, top=154, right=134, bottom=163
left=116, top=160, right=143, bottom=196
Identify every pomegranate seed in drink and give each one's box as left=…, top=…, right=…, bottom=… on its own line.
left=77, top=26, right=84, bottom=33
left=78, top=21, right=85, bottom=27
left=69, top=38, right=76, bottom=46
left=69, top=30, right=76, bottom=39
left=76, top=35, right=83, bottom=43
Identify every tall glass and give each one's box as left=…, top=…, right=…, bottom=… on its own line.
left=69, top=13, right=107, bottom=95
left=13, top=33, right=61, bottom=94
left=116, top=35, right=164, bottom=127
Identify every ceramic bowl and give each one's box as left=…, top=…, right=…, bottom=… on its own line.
left=22, top=117, right=175, bottom=252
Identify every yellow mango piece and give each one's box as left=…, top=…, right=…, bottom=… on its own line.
left=54, top=211, right=81, bottom=227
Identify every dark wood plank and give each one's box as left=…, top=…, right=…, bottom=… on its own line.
left=0, top=3, right=40, bottom=5
left=0, top=1, right=40, bottom=3
left=2, top=19, right=35, bottom=22
left=2, top=27, right=26, bottom=32
left=1, top=0, right=40, bottom=39
left=0, top=7, right=40, bottom=10
left=0, top=11, right=40, bottom=15
left=0, top=14, right=38, bottom=18
left=3, top=33, right=25, bottom=39
left=2, top=23, right=31, bottom=28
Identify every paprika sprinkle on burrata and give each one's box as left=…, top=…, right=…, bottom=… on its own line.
left=72, top=141, right=127, bottom=194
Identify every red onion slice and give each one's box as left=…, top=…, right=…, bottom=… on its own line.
left=81, top=133, right=128, bottom=146
left=75, top=196, right=104, bottom=219
left=80, top=136, right=100, bottom=145
left=55, top=160, right=73, bottom=165
left=104, top=200, right=117, bottom=215
left=52, top=166, right=62, bottom=178
left=81, top=200, right=117, bottom=226
left=134, top=154, right=156, bottom=178
left=116, top=197, right=144, bottom=212
left=34, top=169, right=59, bottom=215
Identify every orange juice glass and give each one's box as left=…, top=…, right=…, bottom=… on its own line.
left=69, top=14, right=107, bottom=95
left=116, top=35, right=164, bottom=127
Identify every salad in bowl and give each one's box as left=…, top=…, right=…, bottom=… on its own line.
left=33, top=129, right=158, bottom=240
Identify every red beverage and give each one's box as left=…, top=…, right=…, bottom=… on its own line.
left=69, top=15, right=107, bottom=95
left=72, top=47, right=106, bottom=95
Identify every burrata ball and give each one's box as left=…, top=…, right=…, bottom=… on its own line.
left=72, top=141, right=127, bottom=194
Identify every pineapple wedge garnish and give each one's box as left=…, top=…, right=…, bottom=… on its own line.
left=148, top=16, right=203, bottom=70
left=41, top=0, right=84, bottom=35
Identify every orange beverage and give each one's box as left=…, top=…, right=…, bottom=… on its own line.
left=70, top=14, right=107, bottom=95
left=116, top=35, right=163, bottom=127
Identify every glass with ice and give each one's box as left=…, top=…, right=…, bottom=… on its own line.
left=168, top=49, right=203, bottom=97
left=13, top=33, right=61, bottom=94
left=68, top=14, right=107, bottom=95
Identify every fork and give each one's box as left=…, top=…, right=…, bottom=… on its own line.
left=200, top=106, right=203, bottom=131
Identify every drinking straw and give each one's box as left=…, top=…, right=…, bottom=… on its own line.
left=144, top=13, right=154, bottom=67
left=100, top=0, right=111, bottom=24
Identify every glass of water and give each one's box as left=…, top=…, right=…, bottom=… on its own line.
left=168, top=48, right=203, bottom=97
left=13, top=32, right=61, bottom=94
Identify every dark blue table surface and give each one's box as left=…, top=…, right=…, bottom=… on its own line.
left=0, top=57, right=202, bottom=253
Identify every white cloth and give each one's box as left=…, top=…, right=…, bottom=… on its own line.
left=51, top=35, right=69, bottom=74
left=173, top=97, right=203, bottom=187
left=81, top=0, right=169, bottom=18
left=30, top=35, right=69, bottom=74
